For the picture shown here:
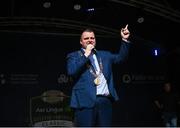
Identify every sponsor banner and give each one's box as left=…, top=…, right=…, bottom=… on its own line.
left=122, top=73, right=165, bottom=84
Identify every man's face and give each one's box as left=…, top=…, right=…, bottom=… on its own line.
left=80, top=31, right=96, bottom=49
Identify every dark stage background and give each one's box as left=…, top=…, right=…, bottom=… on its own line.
left=0, top=31, right=178, bottom=126
left=0, top=0, right=180, bottom=127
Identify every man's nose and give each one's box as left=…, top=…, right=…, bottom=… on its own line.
left=88, top=41, right=93, bottom=44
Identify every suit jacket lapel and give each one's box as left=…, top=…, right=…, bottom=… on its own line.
left=95, top=51, right=102, bottom=71
left=79, top=49, right=103, bottom=74
left=79, top=49, right=95, bottom=71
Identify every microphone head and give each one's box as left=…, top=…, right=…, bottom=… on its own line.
left=92, top=48, right=97, bottom=54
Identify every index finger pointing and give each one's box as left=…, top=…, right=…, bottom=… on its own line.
left=125, top=24, right=128, bottom=29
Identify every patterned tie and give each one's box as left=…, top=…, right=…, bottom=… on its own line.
left=89, top=54, right=97, bottom=71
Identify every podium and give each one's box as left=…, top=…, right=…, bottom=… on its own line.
left=29, top=90, right=74, bottom=127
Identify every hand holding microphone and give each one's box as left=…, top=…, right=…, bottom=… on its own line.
left=84, top=43, right=95, bottom=57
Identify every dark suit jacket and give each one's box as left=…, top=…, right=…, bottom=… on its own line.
left=67, top=41, right=131, bottom=109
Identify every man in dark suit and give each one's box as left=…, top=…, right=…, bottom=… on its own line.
left=66, top=24, right=131, bottom=126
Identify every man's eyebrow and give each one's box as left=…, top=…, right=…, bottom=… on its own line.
left=83, top=37, right=95, bottom=39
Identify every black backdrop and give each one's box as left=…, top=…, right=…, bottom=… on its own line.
left=0, top=31, right=178, bottom=126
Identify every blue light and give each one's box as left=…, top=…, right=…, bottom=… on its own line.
left=152, top=48, right=160, bottom=56
left=154, top=49, right=158, bottom=56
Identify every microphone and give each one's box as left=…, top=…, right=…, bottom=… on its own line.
left=92, top=48, right=97, bottom=53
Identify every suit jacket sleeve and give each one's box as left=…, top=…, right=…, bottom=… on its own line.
left=66, top=51, right=89, bottom=77
left=110, top=40, right=131, bottom=64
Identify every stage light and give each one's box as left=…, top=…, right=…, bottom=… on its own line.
left=137, top=17, right=144, bottom=23
left=74, top=4, right=81, bottom=10
left=152, top=48, right=160, bottom=56
left=43, top=2, right=51, bottom=8
left=154, top=49, right=158, bottom=56
left=86, top=8, right=95, bottom=12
